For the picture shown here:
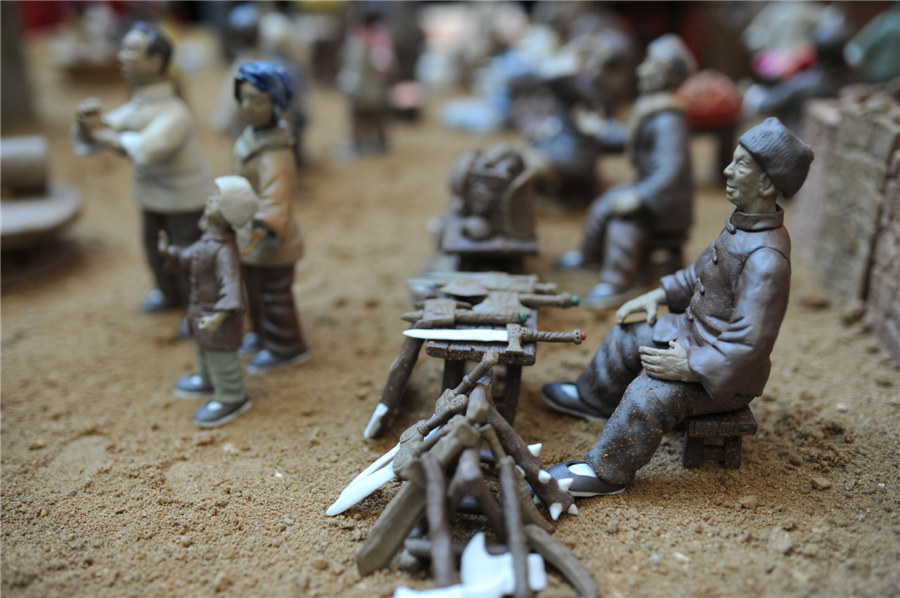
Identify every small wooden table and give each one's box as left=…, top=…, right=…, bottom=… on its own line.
left=423, top=312, right=538, bottom=424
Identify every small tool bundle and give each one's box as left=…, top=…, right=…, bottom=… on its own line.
left=329, top=352, right=598, bottom=598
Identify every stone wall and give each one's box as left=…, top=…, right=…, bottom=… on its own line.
left=792, top=88, right=900, bottom=364
left=866, top=150, right=900, bottom=363
left=792, top=91, right=900, bottom=301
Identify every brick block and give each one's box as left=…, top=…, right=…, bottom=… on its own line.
left=793, top=100, right=839, bottom=266
left=792, top=96, right=896, bottom=301
left=866, top=150, right=900, bottom=365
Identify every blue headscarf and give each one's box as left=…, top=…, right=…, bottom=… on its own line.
left=234, top=61, right=294, bottom=118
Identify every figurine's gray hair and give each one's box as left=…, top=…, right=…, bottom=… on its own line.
left=739, top=117, right=814, bottom=198
left=214, top=176, right=258, bottom=228
left=647, top=34, right=696, bottom=89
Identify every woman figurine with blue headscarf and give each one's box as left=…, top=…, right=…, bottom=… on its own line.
left=233, top=60, right=309, bottom=374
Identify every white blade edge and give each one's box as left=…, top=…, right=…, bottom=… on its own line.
left=403, top=329, right=509, bottom=342
left=326, top=465, right=396, bottom=516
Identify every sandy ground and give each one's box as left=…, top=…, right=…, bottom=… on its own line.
left=3, top=39, right=899, bottom=598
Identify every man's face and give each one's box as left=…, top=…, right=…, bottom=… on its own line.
left=118, top=30, right=160, bottom=86
left=238, top=81, right=274, bottom=128
left=723, top=145, right=769, bottom=211
left=636, top=50, right=669, bottom=94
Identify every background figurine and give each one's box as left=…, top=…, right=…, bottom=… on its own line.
left=512, top=28, right=637, bottom=203
left=337, top=8, right=396, bottom=156
left=233, top=61, right=310, bottom=373
left=542, top=118, right=813, bottom=496
left=742, top=7, right=852, bottom=133
left=555, top=34, right=696, bottom=310
left=210, top=4, right=310, bottom=167
left=71, top=21, right=214, bottom=316
left=159, top=176, right=258, bottom=428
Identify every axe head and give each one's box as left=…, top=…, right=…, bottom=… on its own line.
left=460, top=533, right=547, bottom=594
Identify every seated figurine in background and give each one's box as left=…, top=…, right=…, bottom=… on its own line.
left=742, top=7, right=852, bottom=133
left=543, top=118, right=813, bottom=496
left=72, top=22, right=213, bottom=315
left=556, top=34, right=696, bottom=310
left=514, top=28, right=637, bottom=203
left=159, top=176, right=258, bottom=428
left=232, top=61, right=310, bottom=374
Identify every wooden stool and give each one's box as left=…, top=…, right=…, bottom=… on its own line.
left=683, top=407, right=757, bottom=469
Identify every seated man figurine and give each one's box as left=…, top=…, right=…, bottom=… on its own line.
left=555, top=34, right=696, bottom=310
left=542, top=118, right=813, bottom=496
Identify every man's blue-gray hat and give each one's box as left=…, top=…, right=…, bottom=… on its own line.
left=739, top=117, right=814, bottom=198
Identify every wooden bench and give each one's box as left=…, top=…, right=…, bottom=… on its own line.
left=683, top=406, right=757, bottom=469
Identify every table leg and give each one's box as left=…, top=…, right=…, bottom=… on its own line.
left=442, top=359, right=465, bottom=391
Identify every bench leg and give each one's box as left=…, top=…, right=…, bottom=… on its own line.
left=722, top=436, right=742, bottom=469
left=683, top=434, right=743, bottom=469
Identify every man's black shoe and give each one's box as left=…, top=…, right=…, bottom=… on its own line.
left=549, top=461, right=626, bottom=498
left=541, top=382, right=610, bottom=422
left=583, top=282, right=641, bottom=310
left=193, top=397, right=252, bottom=428
left=247, top=348, right=311, bottom=374
left=174, top=373, right=214, bottom=399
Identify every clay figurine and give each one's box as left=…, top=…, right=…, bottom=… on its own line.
left=742, top=7, right=852, bottom=132
left=210, top=5, right=309, bottom=166
left=542, top=117, right=814, bottom=496
left=158, top=176, right=258, bottom=428
left=555, top=34, right=696, bottom=310
left=337, top=8, right=396, bottom=156
left=233, top=61, right=310, bottom=373
left=71, top=22, right=214, bottom=314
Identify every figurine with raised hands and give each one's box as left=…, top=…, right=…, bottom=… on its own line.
left=159, top=176, right=258, bottom=428
left=72, top=22, right=213, bottom=315
left=232, top=61, right=309, bottom=373
left=542, top=118, right=813, bottom=496
left=556, top=34, right=696, bottom=310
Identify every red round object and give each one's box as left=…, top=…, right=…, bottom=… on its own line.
left=677, top=70, right=742, bottom=129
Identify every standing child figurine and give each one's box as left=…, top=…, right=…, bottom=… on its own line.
left=232, top=61, right=310, bottom=373
left=543, top=118, right=814, bottom=495
left=159, top=176, right=258, bottom=428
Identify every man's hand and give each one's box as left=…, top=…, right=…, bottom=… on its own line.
left=607, top=187, right=641, bottom=216
left=240, top=227, right=268, bottom=257
left=76, top=98, right=104, bottom=141
left=615, top=287, right=667, bottom=325
left=157, top=230, right=170, bottom=257
left=198, top=311, right=227, bottom=334
left=573, top=107, right=608, bottom=138
left=639, top=341, right=698, bottom=382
